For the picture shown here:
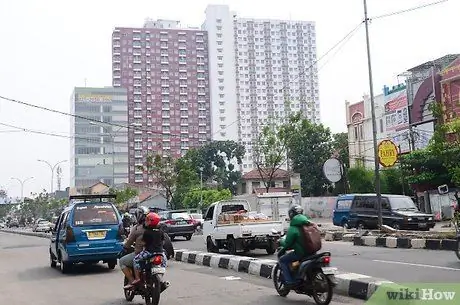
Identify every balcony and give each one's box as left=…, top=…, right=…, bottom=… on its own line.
left=133, top=105, right=142, bottom=111
left=162, top=113, right=170, bottom=118
left=134, top=74, right=141, bottom=79
left=113, top=65, right=121, bottom=71
left=162, top=129, right=171, bottom=134
left=133, top=59, right=141, bottom=64
left=199, top=130, right=207, bottom=134
left=180, top=121, right=189, bottom=126
left=133, top=36, right=141, bottom=41
left=113, top=74, right=121, bottom=79
left=180, top=129, right=189, bottom=134
left=113, top=57, right=120, bottom=63
left=199, top=121, right=206, bottom=126
left=133, top=44, right=141, bottom=49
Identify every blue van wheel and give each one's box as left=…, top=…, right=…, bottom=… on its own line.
left=341, top=219, right=349, bottom=229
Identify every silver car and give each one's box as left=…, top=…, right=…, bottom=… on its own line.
left=32, top=219, right=53, bottom=233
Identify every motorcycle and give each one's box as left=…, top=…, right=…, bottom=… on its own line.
left=119, top=246, right=168, bottom=305
left=272, top=237, right=337, bottom=305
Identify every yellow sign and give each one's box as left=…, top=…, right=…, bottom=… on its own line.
left=378, top=140, right=398, bottom=167
left=77, top=94, right=112, bottom=103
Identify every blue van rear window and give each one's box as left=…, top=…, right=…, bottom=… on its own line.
left=73, top=203, right=118, bottom=226
left=336, top=199, right=352, bottom=210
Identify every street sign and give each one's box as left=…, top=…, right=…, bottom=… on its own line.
left=378, top=140, right=398, bottom=167
left=323, top=158, right=342, bottom=183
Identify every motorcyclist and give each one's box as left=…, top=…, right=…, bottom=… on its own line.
left=119, top=206, right=149, bottom=285
left=279, top=205, right=317, bottom=288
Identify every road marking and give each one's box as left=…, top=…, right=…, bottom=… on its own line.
left=373, top=259, right=460, bottom=271
left=220, top=276, right=241, bottom=281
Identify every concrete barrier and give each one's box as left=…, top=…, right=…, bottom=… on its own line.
left=174, top=249, right=395, bottom=301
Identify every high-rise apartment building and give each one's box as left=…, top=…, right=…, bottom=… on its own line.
left=112, top=19, right=211, bottom=184
left=70, top=87, right=129, bottom=193
left=204, top=5, right=319, bottom=172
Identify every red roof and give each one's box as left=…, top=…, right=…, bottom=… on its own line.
left=242, top=168, right=290, bottom=180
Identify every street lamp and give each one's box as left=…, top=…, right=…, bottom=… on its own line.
left=37, top=159, right=67, bottom=193
left=89, top=122, right=127, bottom=187
left=10, top=177, right=33, bottom=202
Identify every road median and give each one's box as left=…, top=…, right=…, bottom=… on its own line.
left=0, top=228, right=50, bottom=239
left=173, top=248, right=395, bottom=301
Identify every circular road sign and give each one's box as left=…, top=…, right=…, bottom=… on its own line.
left=378, top=140, right=398, bottom=167
left=323, top=158, right=343, bottom=183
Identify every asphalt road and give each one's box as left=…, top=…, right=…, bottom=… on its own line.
left=174, top=235, right=460, bottom=283
left=0, top=232, right=362, bottom=305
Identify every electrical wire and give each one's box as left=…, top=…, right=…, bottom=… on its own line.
left=369, top=0, right=449, bottom=20
left=0, top=23, right=365, bottom=144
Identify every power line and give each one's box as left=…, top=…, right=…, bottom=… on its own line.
left=370, top=0, right=449, bottom=20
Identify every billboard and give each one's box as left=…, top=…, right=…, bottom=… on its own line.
left=76, top=94, right=112, bottom=103
left=440, top=57, right=460, bottom=124
left=383, top=84, right=410, bottom=153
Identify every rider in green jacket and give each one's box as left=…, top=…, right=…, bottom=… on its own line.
left=279, top=205, right=314, bottom=287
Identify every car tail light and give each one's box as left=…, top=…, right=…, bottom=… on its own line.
left=187, top=219, right=194, bottom=224
left=151, top=255, right=163, bottom=265
left=322, top=256, right=331, bottom=265
left=65, top=226, right=75, bottom=243
left=164, top=220, right=174, bottom=225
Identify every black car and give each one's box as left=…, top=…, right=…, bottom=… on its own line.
left=158, top=211, right=195, bottom=240
left=348, top=194, right=435, bottom=231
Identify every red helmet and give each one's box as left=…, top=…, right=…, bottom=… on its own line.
left=145, top=212, right=161, bottom=228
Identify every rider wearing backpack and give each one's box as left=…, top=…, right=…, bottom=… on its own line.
left=279, top=205, right=319, bottom=287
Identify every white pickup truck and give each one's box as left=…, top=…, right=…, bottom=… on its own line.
left=203, top=199, right=283, bottom=255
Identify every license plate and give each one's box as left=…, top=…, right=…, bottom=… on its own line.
left=152, top=267, right=165, bottom=274
left=321, top=267, right=337, bottom=275
left=87, top=231, right=106, bottom=239
left=418, top=223, right=427, bottom=227
left=176, top=221, right=186, bottom=225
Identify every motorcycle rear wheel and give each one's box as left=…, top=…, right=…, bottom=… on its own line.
left=272, top=263, right=290, bottom=297
left=144, top=274, right=161, bottom=305
left=123, top=277, right=135, bottom=302
left=311, top=270, right=333, bottom=305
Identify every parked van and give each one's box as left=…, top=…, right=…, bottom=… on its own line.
left=332, top=195, right=354, bottom=228
left=49, top=194, right=124, bottom=273
left=347, top=194, right=435, bottom=230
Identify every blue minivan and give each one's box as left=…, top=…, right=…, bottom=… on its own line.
left=332, top=194, right=354, bottom=228
left=49, top=194, right=124, bottom=273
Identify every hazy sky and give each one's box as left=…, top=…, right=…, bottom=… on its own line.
left=0, top=0, right=457, bottom=198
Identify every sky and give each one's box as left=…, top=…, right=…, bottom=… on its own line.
left=0, top=0, right=458, bottom=198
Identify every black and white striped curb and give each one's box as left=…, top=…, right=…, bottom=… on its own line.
left=353, top=236, right=458, bottom=251
left=174, top=249, right=394, bottom=300
left=0, top=228, right=50, bottom=238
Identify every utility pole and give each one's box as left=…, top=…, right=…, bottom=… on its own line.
left=363, top=0, right=382, bottom=228
left=199, top=167, right=203, bottom=210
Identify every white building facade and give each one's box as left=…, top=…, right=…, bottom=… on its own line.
left=204, top=5, right=319, bottom=172
left=345, top=94, right=386, bottom=169
left=70, top=87, right=129, bottom=193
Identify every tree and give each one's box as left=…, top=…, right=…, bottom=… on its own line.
left=185, top=141, right=245, bottom=194
left=347, top=167, right=374, bottom=193
left=183, top=188, right=232, bottom=210
left=253, top=121, right=287, bottom=192
left=171, top=156, right=200, bottom=210
left=332, top=132, right=349, bottom=169
left=109, top=187, right=139, bottom=209
left=380, top=167, right=412, bottom=196
left=280, top=112, right=333, bottom=196
left=143, top=154, right=178, bottom=209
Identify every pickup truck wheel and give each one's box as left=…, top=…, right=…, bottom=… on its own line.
left=206, top=237, right=219, bottom=253
left=266, top=240, right=276, bottom=255
left=227, top=237, right=237, bottom=255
